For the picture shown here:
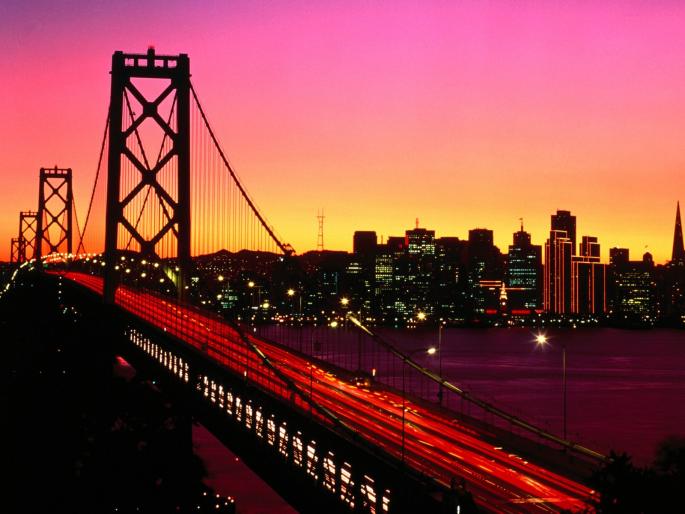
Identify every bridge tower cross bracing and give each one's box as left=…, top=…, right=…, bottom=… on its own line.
left=35, top=166, right=73, bottom=262
left=10, top=237, right=22, bottom=264
left=18, top=210, right=38, bottom=262
left=104, top=48, right=191, bottom=303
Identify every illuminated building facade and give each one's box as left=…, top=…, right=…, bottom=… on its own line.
left=551, top=210, right=577, bottom=255
left=571, top=236, right=606, bottom=314
left=544, top=230, right=573, bottom=313
left=506, top=223, right=542, bottom=311
left=610, top=250, right=656, bottom=324
left=466, top=229, right=504, bottom=314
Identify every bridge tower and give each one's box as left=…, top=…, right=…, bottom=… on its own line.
left=35, top=166, right=73, bottom=262
left=104, top=48, right=190, bottom=303
left=10, top=238, right=22, bottom=264
left=18, top=210, right=38, bottom=262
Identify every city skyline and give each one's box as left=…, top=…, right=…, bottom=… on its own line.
left=4, top=4, right=685, bottom=513
left=3, top=1, right=685, bottom=263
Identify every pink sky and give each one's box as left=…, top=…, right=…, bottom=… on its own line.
left=1, top=0, right=685, bottom=262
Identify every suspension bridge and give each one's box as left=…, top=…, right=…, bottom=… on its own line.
left=4, top=49, right=606, bottom=514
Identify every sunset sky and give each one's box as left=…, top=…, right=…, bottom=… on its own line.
left=2, top=0, right=684, bottom=263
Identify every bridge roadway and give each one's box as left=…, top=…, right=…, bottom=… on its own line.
left=54, top=271, right=594, bottom=513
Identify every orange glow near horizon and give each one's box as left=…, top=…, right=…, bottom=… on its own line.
left=2, top=2, right=684, bottom=263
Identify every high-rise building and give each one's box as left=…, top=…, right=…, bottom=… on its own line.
left=401, top=224, right=436, bottom=316
left=373, top=246, right=394, bottom=317
left=435, top=237, right=468, bottom=319
left=571, top=236, right=606, bottom=314
left=507, top=223, right=542, bottom=311
left=468, top=228, right=494, bottom=249
left=405, top=227, right=435, bottom=256
left=551, top=210, right=577, bottom=255
left=612, top=252, right=656, bottom=324
left=609, top=247, right=630, bottom=266
left=672, top=201, right=685, bottom=264
left=544, top=230, right=573, bottom=313
left=351, top=231, right=377, bottom=312
left=580, top=236, right=600, bottom=259
left=662, top=202, right=685, bottom=325
left=353, top=231, right=377, bottom=256
left=467, top=228, right=504, bottom=313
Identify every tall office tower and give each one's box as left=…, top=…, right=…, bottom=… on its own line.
left=672, top=201, right=685, bottom=264
left=405, top=226, right=436, bottom=256
left=349, top=231, right=377, bottom=312
left=353, top=231, right=377, bottom=256
left=609, top=247, right=630, bottom=266
left=468, top=228, right=494, bottom=248
left=551, top=210, right=577, bottom=255
left=608, top=247, right=629, bottom=312
left=507, top=222, right=542, bottom=310
left=572, top=235, right=606, bottom=314
left=435, top=237, right=468, bottom=318
left=544, top=230, right=573, bottom=313
left=663, top=202, right=685, bottom=325
left=579, top=236, right=600, bottom=260
left=612, top=252, right=656, bottom=324
left=402, top=224, right=436, bottom=316
left=467, top=228, right=504, bottom=313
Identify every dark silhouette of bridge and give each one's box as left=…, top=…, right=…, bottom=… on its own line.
left=5, top=49, right=606, bottom=514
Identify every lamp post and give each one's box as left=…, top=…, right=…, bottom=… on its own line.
left=288, top=288, right=303, bottom=352
left=535, top=333, right=567, bottom=441
left=401, top=346, right=437, bottom=464
left=437, top=322, right=444, bottom=405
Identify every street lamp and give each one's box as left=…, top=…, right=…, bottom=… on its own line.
left=437, top=322, right=445, bottom=405
left=401, top=346, right=437, bottom=464
left=535, top=332, right=567, bottom=441
left=287, top=287, right=304, bottom=351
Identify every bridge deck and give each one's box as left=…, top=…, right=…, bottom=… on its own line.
left=55, top=271, right=595, bottom=513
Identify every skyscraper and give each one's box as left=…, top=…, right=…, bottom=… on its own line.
left=551, top=210, right=577, bottom=255
left=507, top=222, right=542, bottom=311
left=467, top=228, right=504, bottom=314
left=405, top=227, right=436, bottom=256
left=672, top=201, right=685, bottom=264
left=353, top=231, right=377, bottom=256
left=611, top=252, right=656, bottom=325
left=579, top=236, right=600, bottom=259
left=544, top=230, right=573, bottom=313
left=571, top=236, right=606, bottom=314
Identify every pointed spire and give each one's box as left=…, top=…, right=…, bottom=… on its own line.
left=672, top=201, right=685, bottom=263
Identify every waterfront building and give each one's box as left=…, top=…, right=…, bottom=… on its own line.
left=353, top=231, right=377, bottom=256
left=611, top=252, right=656, bottom=324
left=571, top=236, right=606, bottom=314
left=544, top=230, right=573, bottom=313
left=506, top=222, right=542, bottom=311
left=551, top=210, right=577, bottom=255
left=466, top=228, right=504, bottom=314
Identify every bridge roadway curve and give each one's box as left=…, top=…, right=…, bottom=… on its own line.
left=55, top=271, right=595, bottom=513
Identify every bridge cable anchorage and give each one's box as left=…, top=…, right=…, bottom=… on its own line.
left=189, top=81, right=294, bottom=256
left=77, top=110, right=110, bottom=255
left=345, top=313, right=610, bottom=464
